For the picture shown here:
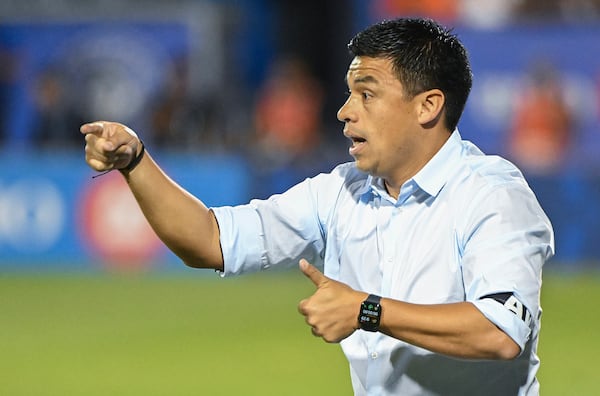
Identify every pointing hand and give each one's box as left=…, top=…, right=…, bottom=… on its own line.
left=80, top=121, right=141, bottom=173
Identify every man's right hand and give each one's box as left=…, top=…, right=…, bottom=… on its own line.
left=80, top=121, right=142, bottom=172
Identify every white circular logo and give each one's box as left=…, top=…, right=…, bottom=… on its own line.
left=0, top=179, right=64, bottom=252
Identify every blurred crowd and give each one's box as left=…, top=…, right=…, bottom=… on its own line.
left=0, top=0, right=599, bottom=184
left=372, top=0, right=600, bottom=27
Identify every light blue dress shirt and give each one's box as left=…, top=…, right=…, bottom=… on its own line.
left=212, top=130, right=554, bottom=395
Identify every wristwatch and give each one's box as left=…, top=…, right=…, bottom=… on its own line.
left=358, top=294, right=382, bottom=332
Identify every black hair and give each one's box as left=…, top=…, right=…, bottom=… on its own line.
left=348, top=18, right=472, bottom=132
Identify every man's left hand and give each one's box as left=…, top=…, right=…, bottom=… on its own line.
left=298, top=259, right=367, bottom=343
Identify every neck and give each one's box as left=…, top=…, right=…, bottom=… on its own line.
left=384, top=180, right=401, bottom=200
left=384, top=130, right=451, bottom=200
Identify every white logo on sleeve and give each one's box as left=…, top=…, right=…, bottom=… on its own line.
left=503, top=295, right=532, bottom=327
left=481, top=292, right=533, bottom=327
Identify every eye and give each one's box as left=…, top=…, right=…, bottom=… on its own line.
left=362, top=91, right=372, bottom=101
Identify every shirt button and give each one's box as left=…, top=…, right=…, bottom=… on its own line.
left=370, top=352, right=378, bottom=359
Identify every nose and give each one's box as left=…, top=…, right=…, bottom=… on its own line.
left=337, top=96, right=354, bottom=123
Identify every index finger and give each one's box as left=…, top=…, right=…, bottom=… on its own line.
left=80, top=122, right=105, bottom=136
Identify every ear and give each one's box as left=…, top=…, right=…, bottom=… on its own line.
left=416, top=89, right=445, bottom=127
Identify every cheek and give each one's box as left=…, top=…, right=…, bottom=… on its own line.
left=379, top=107, right=413, bottom=139
left=374, top=119, right=399, bottom=147
left=367, top=103, right=409, bottom=145
left=375, top=126, right=411, bottom=162
left=374, top=103, right=405, bottom=128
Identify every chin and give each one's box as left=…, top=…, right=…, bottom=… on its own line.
left=353, top=160, right=372, bottom=175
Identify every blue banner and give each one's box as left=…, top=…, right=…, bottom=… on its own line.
left=0, top=151, right=250, bottom=271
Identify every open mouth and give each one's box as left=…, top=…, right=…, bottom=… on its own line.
left=348, top=136, right=367, bottom=156
left=343, top=129, right=367, bottom=156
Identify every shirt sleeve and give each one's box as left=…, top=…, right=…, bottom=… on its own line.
left=211, top=204, right=267, bottom=276
left=459, top=180, right=554, bottom=351
left=211, top=175, right=331, bottom=277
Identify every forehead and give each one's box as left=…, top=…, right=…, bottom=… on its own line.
left=346, top=56, right=398, bottom=85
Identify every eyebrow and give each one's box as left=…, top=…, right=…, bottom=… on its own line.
left=345, top=74, right=380, bottom=85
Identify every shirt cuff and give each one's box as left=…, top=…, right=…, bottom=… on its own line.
left=472, top=298, right=532, bottom=354
left=211, top=205, right=267, bottom=276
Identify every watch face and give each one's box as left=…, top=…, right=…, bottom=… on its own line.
left=359, top=300, right=380, bottom=331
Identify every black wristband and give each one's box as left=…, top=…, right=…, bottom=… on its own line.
left=121, top=141, right=145, bottom=173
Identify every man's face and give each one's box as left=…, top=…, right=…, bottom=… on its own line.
left=338, top=56, right=421, bottom=184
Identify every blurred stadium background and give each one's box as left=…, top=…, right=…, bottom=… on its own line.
left=1, top=0, right=599, bottom=395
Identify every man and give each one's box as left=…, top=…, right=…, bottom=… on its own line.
left=82, top=18, right=554, bottom=395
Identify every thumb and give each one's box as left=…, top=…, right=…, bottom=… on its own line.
left=299, top=259, right=327, bottom=287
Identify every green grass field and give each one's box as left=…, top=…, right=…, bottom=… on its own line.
left=1, top=268, right=598, bottom=395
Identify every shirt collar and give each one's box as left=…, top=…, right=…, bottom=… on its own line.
left=361, top=129, right=463, bottom=201
left=412, top=129, right=463, bottom=198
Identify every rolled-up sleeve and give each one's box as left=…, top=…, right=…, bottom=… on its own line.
left=210, top=173, right=334, bottom=277
left=460, top=181, right=554, bottom=351
left=211, top=205, right=267, bottom=276
left=472, top=298, right=532, bottom=352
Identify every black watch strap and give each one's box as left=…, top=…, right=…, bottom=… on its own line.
left=358, top=294, right=382, bottom=332
left=121, top=141, right=145, bottom=173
